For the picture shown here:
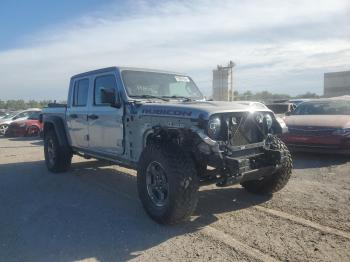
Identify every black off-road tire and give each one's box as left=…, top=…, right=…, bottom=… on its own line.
left=44, top=129, right=72, bottom=173
left=241, top=136, right=292, bottom=194
left=137, top=144, right=199, bottom=224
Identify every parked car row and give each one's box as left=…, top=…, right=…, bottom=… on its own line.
left=281, top=98, right=350, bottom=154
left=265, top=97, right=350, bottom=154
left=0, top=108, right=43, bottom=137
left=2, top=96, right=350, bottom=156
left=0, top=111, right=18, bottom=119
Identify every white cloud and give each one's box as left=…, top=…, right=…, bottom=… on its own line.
left=0, top=0, right=349, bottom=99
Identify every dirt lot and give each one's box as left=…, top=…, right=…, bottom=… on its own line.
left=0, top=137, right=350, bottom=262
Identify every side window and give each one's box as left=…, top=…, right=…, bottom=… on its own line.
left=28, top=111, right=40, bottom=120
left=13, top=112, right=28, bottom=119
left=94, top=75, right=118, bottom=105
left=73, top=78, right=89, bottom=106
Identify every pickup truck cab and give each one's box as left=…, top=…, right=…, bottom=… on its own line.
left=42, top=66, right=292, bottom=224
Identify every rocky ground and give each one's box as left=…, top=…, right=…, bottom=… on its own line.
left=0, top=137, right=349, bottom=262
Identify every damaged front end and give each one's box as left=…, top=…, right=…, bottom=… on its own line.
left=193, top=111, right=289, bottom=187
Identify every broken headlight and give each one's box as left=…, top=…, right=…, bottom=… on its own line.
left=264, top=113, right=273, bottom=130
left=207, top=116, right=221, bottom=139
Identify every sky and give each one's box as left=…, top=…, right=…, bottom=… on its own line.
left=0, top=0, right=349, bottom=100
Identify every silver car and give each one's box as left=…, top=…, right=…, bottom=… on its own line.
left=0, top=109, right=41, bottom=135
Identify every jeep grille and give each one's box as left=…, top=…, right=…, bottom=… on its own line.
left=225, top=112, right=266, bottom=146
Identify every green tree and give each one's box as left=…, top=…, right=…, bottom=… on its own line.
left=295, top=92, right=320, bottom=99
left=0, top=100, right=5, bottom=109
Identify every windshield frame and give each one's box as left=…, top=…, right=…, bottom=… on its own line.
left=120, top=69, right=204, bottom=101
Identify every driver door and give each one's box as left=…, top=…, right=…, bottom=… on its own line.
left=88, top=73, right=124, bottom=155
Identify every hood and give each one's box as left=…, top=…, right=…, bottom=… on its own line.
left=135, top=100, right=270, bottom=120
left=0, top=118, right=14, bottom=125
left=284, top=115, right=350, bottom=128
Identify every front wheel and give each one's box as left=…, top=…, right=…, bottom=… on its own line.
left=0, top=124, right=8, bottom=135
left=137, top=144, right=199, bottom=224
left=241, top=136, right=293, bottom=194
left=44, top=130, right=72, bottom=173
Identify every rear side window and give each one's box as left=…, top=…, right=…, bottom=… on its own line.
left=94, top=75, right=117, bottom=105
left=13, top=112, right=29, bottom=119
left=28, top=111, right=40, bottom=120
left=73, top=79, right=89, bottom=106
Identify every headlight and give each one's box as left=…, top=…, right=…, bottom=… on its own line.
left=264, top=113, right=273, bottom=129
left=255, top=112, right=264, bottom=124
left=231, top=116, right=238, bottom=125
left=207, top=116, right=221, bottom=139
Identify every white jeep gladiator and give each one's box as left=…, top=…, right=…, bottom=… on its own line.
left=42, top=66, right=292, bottom=224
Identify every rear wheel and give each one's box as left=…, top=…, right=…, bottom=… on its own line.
left=241, top=136, right=292, bottom=194
left=137, top=144, right=199, bottom=224
left=26, top=126, right=40, bottom=137
left=44, top=130, right=72, bottom=172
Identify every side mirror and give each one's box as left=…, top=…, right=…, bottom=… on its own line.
left=100, top=88, right=121, bottom=108
left=111, top=99, right=122, bottom=109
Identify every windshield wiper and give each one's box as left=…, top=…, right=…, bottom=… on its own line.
left=161, top=95, right=193, bottom=102
left=130, top=95, right=169, bottom=101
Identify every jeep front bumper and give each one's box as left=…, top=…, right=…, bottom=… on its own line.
left=200, top=147, right=289, bottom=187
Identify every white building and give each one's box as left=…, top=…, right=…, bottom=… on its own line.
left=212, top=62, right=234, bottom=101
left=324, top=71, right=350, bottom=97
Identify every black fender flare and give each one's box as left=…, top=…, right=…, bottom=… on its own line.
left=43, top=116, right=70, bottom=147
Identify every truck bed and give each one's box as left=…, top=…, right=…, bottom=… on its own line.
left=42, top=105, right=67, bottom=120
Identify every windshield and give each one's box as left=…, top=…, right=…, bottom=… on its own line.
left=293, top=100, right=350, bottom=115
left=121, top=70, right=204, bottom=100
left=266, top=104, right=290, bottom=114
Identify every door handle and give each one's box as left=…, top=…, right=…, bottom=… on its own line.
left=88, top=114, right=99, bottom=120
left=69, top=114, right=78, bottom=119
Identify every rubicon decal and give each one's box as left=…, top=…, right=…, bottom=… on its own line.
left=142, top=108, right=192, bottom=117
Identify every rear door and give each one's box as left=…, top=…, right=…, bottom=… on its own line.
left=88, top=73, right=124, bottom=155
left=66, top=78, right=90, bottom=149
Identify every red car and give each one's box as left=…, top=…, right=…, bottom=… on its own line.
left=5, top=111, right=43, bottom=137
left=281, top=98, right=350, bottom=154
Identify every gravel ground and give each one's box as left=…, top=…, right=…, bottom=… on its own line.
left=0, top=137, right=349, bottom=262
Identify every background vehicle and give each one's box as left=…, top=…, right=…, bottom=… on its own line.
left=282, top=98, right=350, bottom=153
left=42, top=67, right=292, bottom=224
left=5, top=111, right=43, bottom=137
left=288, top=99, right=311, bottom=106
left=0, top=112, right=15, bottom=119
left=0, top=108, right=41, bottom=135
left=0, top=111, right=9, bottom=118
left=266, top=103, right=296, bottom=117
